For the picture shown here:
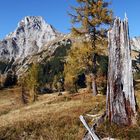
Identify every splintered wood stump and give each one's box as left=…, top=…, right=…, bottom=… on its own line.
left=106, top=16, right=137, bottom=125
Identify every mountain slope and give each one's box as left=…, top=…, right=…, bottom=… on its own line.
left=0, top=16, right=63, bottom=62
left=131, top=37, right=140, bottom=51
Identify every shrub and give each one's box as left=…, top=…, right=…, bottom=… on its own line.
left=4, top=69, right=17, bottom=88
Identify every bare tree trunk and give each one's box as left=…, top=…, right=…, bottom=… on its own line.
left=106, top=16, right=137, bottom=125
left=92, top=39, right=98, bottom=96
left=91, top=72, right=98, bottom=96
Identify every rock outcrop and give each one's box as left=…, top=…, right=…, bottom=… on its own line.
left=131, top=37, right=140, bottom=51
left=0, top=16, right=63, bottom=62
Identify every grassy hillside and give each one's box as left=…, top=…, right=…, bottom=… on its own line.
left=0, top=84, right=139, bottom=140
left=0, top=88, right=106, bottom=140
left=0, top=87, right=23, bottom=116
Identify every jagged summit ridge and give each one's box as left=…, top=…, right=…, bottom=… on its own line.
left=0, top=16, right=63, bottom=61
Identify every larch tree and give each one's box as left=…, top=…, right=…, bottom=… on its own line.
left=69, top=0, right=113, bottom=95
left=64, top=40, right=107, bottom=93
left=21, top=63, right=39, bottom=103
left=64, top=41, right=94, bottom=92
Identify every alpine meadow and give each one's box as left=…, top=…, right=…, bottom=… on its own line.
left=0, top=0, right=140, bottom=140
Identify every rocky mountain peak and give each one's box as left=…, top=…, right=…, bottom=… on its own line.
left=0, top=16, right=63, bottom=62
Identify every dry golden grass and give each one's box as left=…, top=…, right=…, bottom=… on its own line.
left=0, top=88, right=105, bottom=140
left=0, top=82, right=140, bottom=140
left=0, top=87, right=24, bottom=116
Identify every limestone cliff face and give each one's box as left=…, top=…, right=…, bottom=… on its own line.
left=131, top=37, right=140, bottom=51
left=0, top=16, right=63, bottom=62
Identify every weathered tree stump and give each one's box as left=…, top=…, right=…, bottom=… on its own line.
left=106, top=15, right=137, bottom=125
left=82, top=16, right=137, bottom=140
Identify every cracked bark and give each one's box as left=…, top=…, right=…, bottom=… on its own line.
left=106, top=16, right=137, bottom=125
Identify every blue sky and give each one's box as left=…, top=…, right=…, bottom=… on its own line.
left=0, top=0, right=139, bottom=39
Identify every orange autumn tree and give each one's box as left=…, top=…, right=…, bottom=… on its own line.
left=69, top=0, right=113, bottom=95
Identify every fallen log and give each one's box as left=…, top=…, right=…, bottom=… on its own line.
left=79, top=115, right=100, bottom=140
